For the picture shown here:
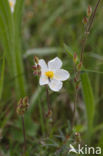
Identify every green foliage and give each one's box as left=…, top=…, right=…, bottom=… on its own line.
left=0, top=0, right=26, bottom=98
left=64, top=44, right=74, bottom=58
left=0, top=55, right=5, bottom=100
left=24, top=47, right=62, bottom=58
left=81, top=73, right=95, bottom=136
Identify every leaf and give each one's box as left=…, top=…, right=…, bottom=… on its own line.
left=41, top=6, right=64, bottom=33
left=0, top=0, right=26, bottom=98
left=12, top=115, right=39, bottom=142
left=82, top=69, right=103, bottom=74
left=13, top=0, right=26, bottom=97
left=29, top=87, right=45, bottom=113
left=86, top=52, right=103, bottom=61
left=0, top=0, right=13, bottom=72
left=74, top=125, right=85, bottom=133
left=81, top=73, right=95, bottom=136
left=0, top=55, right=5, bottom=100
left=64, top=44, right=74, bottom=57
left=24, top=47, right=62, bottom=58
left=93, top=123, right=103, bottom=134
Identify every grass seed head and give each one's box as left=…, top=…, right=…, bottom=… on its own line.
left=17, top=97, right=29, bottom=115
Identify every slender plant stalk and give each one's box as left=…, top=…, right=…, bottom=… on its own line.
left=80, top=0, right=101, bottom=63
left=21, top=116, right=26, bottom=154
left=46, top=85, right=50, bottom=112
left=45, top=85, right=51, bottom=135
left=72, top=88, right=78, bottom=126
left=39, top=100, right=45, bottom=136
left=72, top=0, right=101, bottom=127
left=72, top=61, right=78, bottom=126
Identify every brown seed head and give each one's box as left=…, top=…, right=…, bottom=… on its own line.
left=17, top=97, right=29, bottom=115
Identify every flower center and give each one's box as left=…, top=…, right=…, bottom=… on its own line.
left=9, top=1, right=13, bottom=7
left=45, top=71, right=54, bottom=79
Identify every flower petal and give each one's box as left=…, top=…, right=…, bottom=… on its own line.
left=48, top=57, right=62, bottom=70
left=48, top=79, right=63, bottom=92
left=39, top=59, right=48, bottom=71
left=54, top=69, right=70, bottom=81
left=39, top=75, right=48, bottom=85
left=9, top=0, right=16, bottom=4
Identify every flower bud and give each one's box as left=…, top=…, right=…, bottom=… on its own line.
left=77, top=62, right=82, bottom=71
left=73, top=52, right=78, bottom=64
left=82, top=17, right=88, bottom=25
left=17, top=97, right=29, bottom=115
left=37, top=64, right=41, bottom=70
left=32, top=65, right=37, bottom=70
left=33, top=57, right=41, bottom=77
left=34, top=56, right=39, bottom=64
left=33, top=71, right=38, bottom=76
left=87, top=5, right=92, bottom=17
left=23, top=96, right=29, bottom=105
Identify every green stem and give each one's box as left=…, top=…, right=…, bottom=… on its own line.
left=46, top=85, right=50, bottom=112
left=72, top=0, right=101, bottom=128
left=21, top=116, right=26, bottom=154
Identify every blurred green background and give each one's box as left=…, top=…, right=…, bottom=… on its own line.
left=0, top=0, right=103, bottom=155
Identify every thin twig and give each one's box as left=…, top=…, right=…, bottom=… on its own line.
left=21, top=116, right=26, bottom=154
left=72, top=0, right=101, bottom=127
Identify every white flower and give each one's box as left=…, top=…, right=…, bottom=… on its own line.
left=9, top=0, right=16, bottom=13
left=39, top=57, right=70, bottom=92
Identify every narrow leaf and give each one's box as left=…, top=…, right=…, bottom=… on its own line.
left=0, top=55, right=5, bottom=100
left=81, top=73, right=95, bottom=135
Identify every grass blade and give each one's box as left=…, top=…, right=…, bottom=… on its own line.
left=0, top=0, right=26, bottom=98
left=24, top=47, right=62, bottom=58
left=81, top=73, right=95, bottom=137
left=0, top=55, right=5, bottom=100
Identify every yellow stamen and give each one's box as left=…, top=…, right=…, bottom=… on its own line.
left=9, top=1, right=13, bottom=7
left=45, top=71, right=54, bottom=79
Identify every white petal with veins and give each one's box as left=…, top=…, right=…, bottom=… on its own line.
left=54, top=69, right=70, bottom=81
left=48, top=79, right=63, bottom=92
left=48, top=57, right=62, bottom=70
left=39, top=59, right=48, bottom=71
left=39, top=75, right=48, bottom=85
